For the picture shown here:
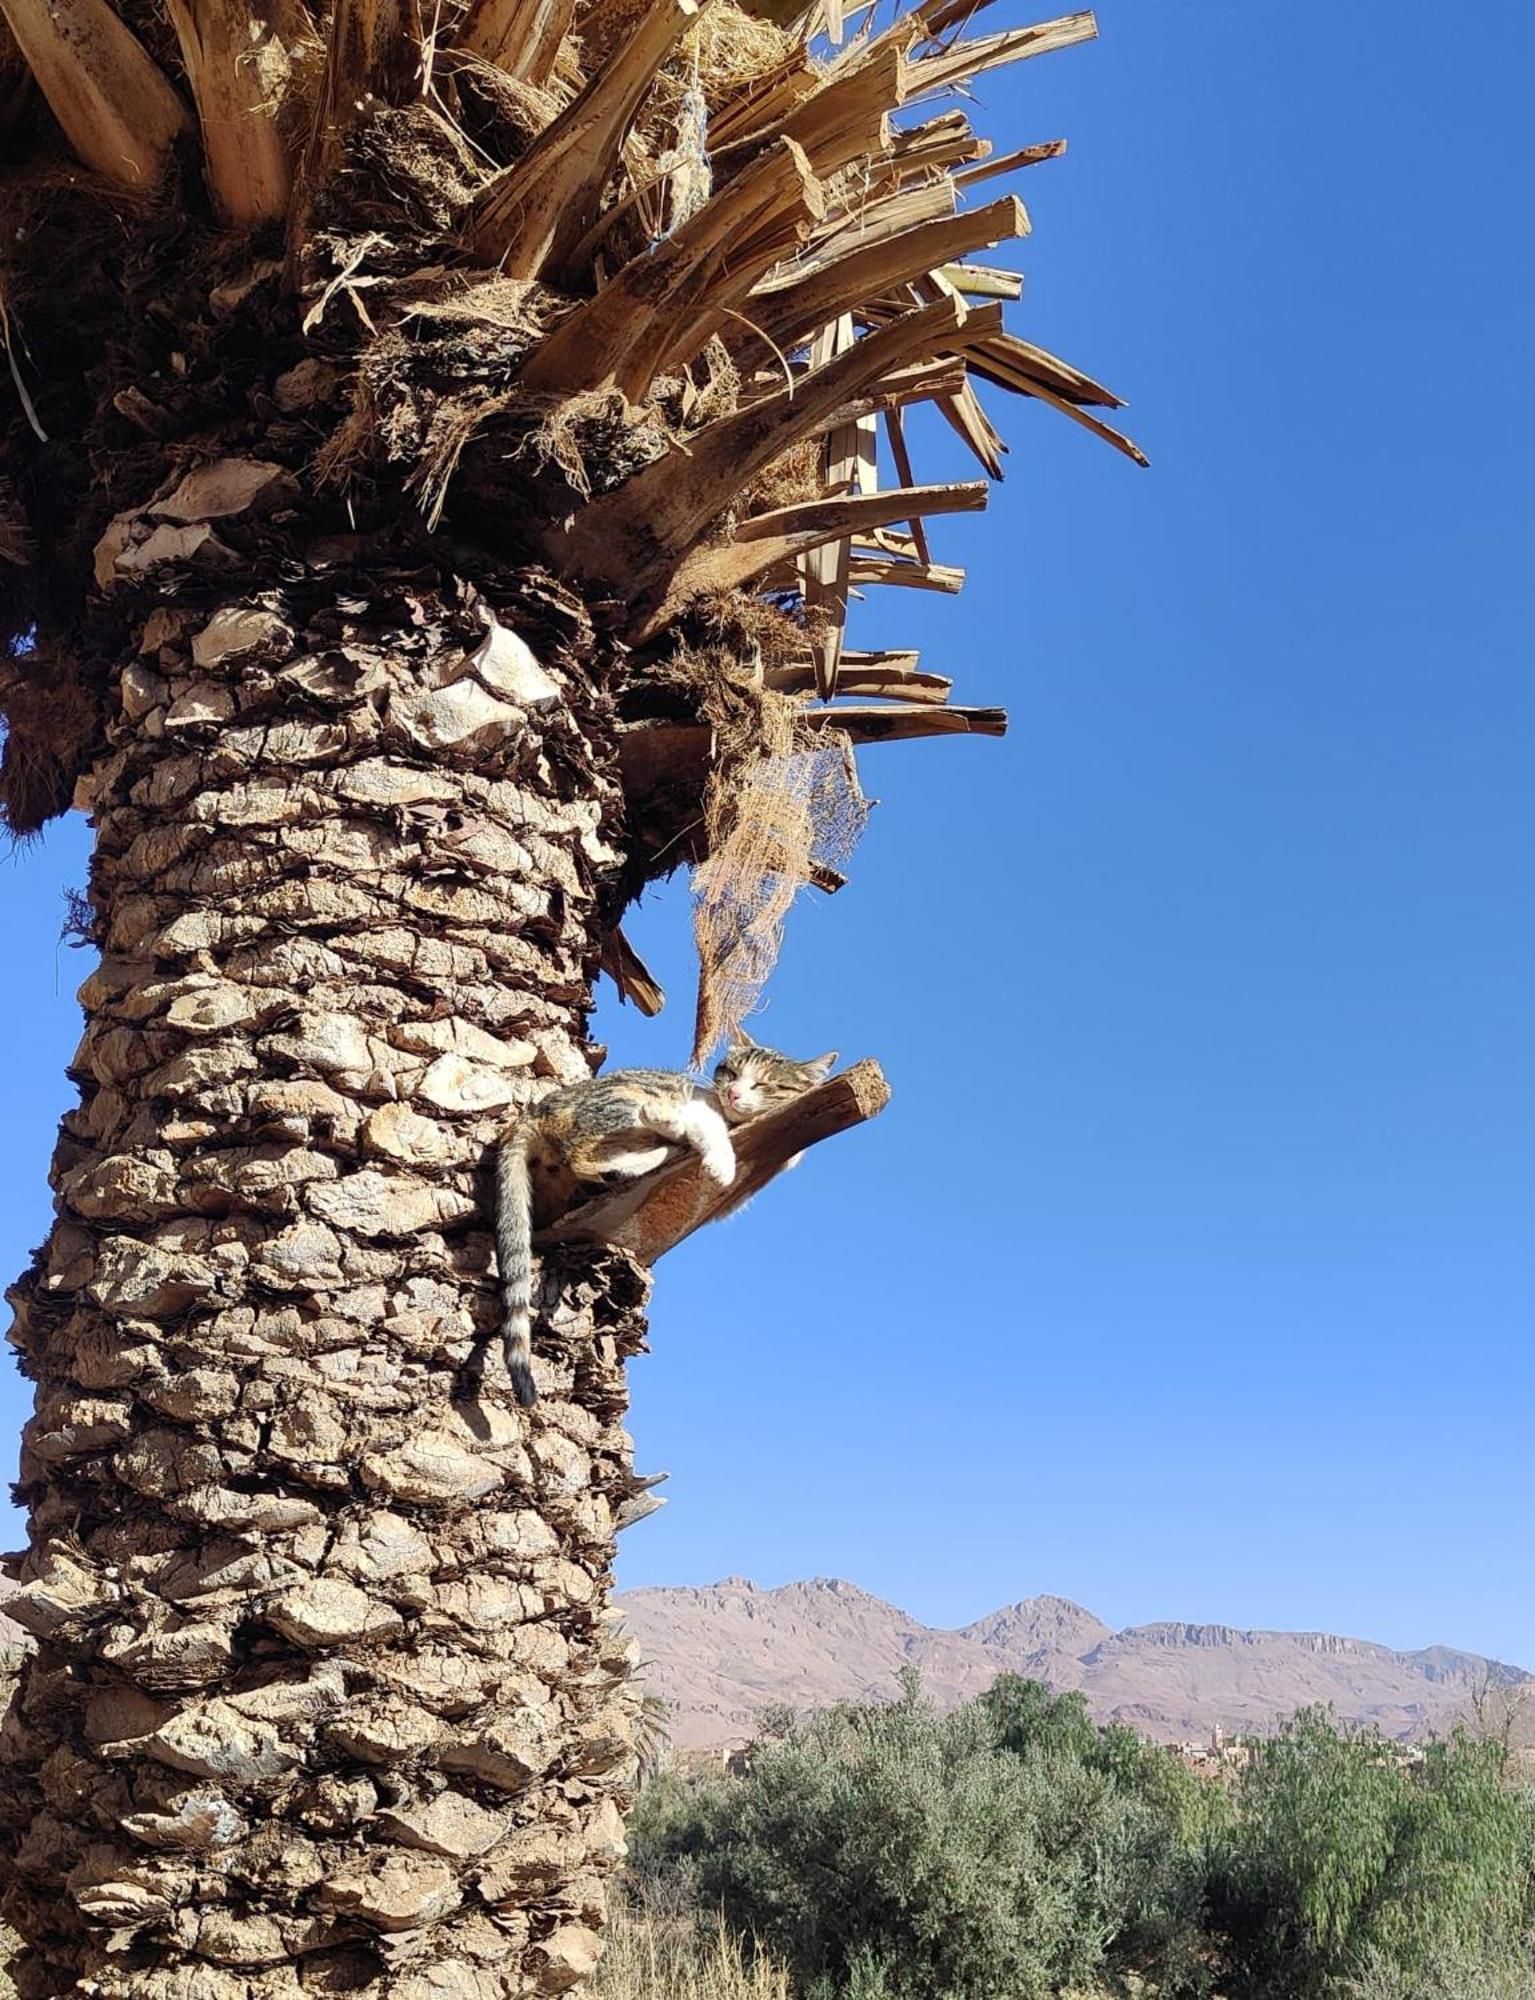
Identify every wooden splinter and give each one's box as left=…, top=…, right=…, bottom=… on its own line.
left=467, top=0, right=703, bottom=277
left=638, top=481, right=988, bottom=641
left=0, top=0, right=188, bottom=190
left=538, top=1059, right=890, bottom=1266
left=517, top=138, right=825, bottom=401
left=747, top=194, right=1028, bottom=355
left=458, top=0, right=572, bottom=81
left=599, top=924, right=666, bottom=1016
left=548, top=295, right=1003, bottom=615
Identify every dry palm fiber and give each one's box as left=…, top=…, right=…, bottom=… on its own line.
left=586, top=0, right=798, bottom=117
left=689, top=668, right=867, bottom=1062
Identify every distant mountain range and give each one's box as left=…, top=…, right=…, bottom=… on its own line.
left=616, top=1577, right=1530, bottom=1751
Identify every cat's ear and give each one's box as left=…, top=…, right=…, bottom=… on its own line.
left=806, top=1051, right=839, bottom=1079
left=728, top=1027, right=760, bottom=1052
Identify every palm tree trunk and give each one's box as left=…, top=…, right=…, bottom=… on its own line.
left=0, top=0, right=1126, bottom=1984
left=1, top=547, right=651, bottom=1997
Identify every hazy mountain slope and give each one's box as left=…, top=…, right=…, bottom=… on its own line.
left=618, top=1578, right=1528, bottom=1750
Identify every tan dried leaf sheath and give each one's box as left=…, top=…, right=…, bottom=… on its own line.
left=0, top=0, right=1130, bottom=1986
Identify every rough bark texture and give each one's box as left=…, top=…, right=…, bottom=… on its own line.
left=0, top=525, right=655, bottom=1996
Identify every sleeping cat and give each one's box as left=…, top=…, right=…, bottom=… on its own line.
left=495, top=1036, right=837, bottom=1404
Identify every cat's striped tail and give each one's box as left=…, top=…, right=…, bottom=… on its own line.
left=495, top=1134, right=538, bottom=1407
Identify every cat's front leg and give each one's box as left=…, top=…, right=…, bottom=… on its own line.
left=677, top=1099, right=738, bottom=1187
left=639, top=1097, right=737, bottom=1188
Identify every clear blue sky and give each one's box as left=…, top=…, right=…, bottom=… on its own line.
left=3, top=1, right=1533, bottom=1665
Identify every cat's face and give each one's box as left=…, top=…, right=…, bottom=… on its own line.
left=712, top=1037, right=838, bottom=1120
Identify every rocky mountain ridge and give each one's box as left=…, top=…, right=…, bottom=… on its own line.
left=617, top=1577, right=1528, bottom=1751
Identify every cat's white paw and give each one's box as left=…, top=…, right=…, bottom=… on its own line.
left=701, top=1140, right=738, bottom=1187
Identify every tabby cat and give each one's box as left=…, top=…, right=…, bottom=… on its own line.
left=495, top=1036, right=837, bottom=1404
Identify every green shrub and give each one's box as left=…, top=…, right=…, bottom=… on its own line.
left=1206, top=1711, right=1535, bottom=1999
left=627, top=1685, right=1535, bottom=2000
left=629, top=1677, right=1209, bottom=1999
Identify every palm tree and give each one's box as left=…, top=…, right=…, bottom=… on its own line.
left=0, top=0, right=1138, bottom=1989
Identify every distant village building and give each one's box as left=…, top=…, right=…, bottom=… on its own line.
left=1176, top=1727, right=1258, bottom=1776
